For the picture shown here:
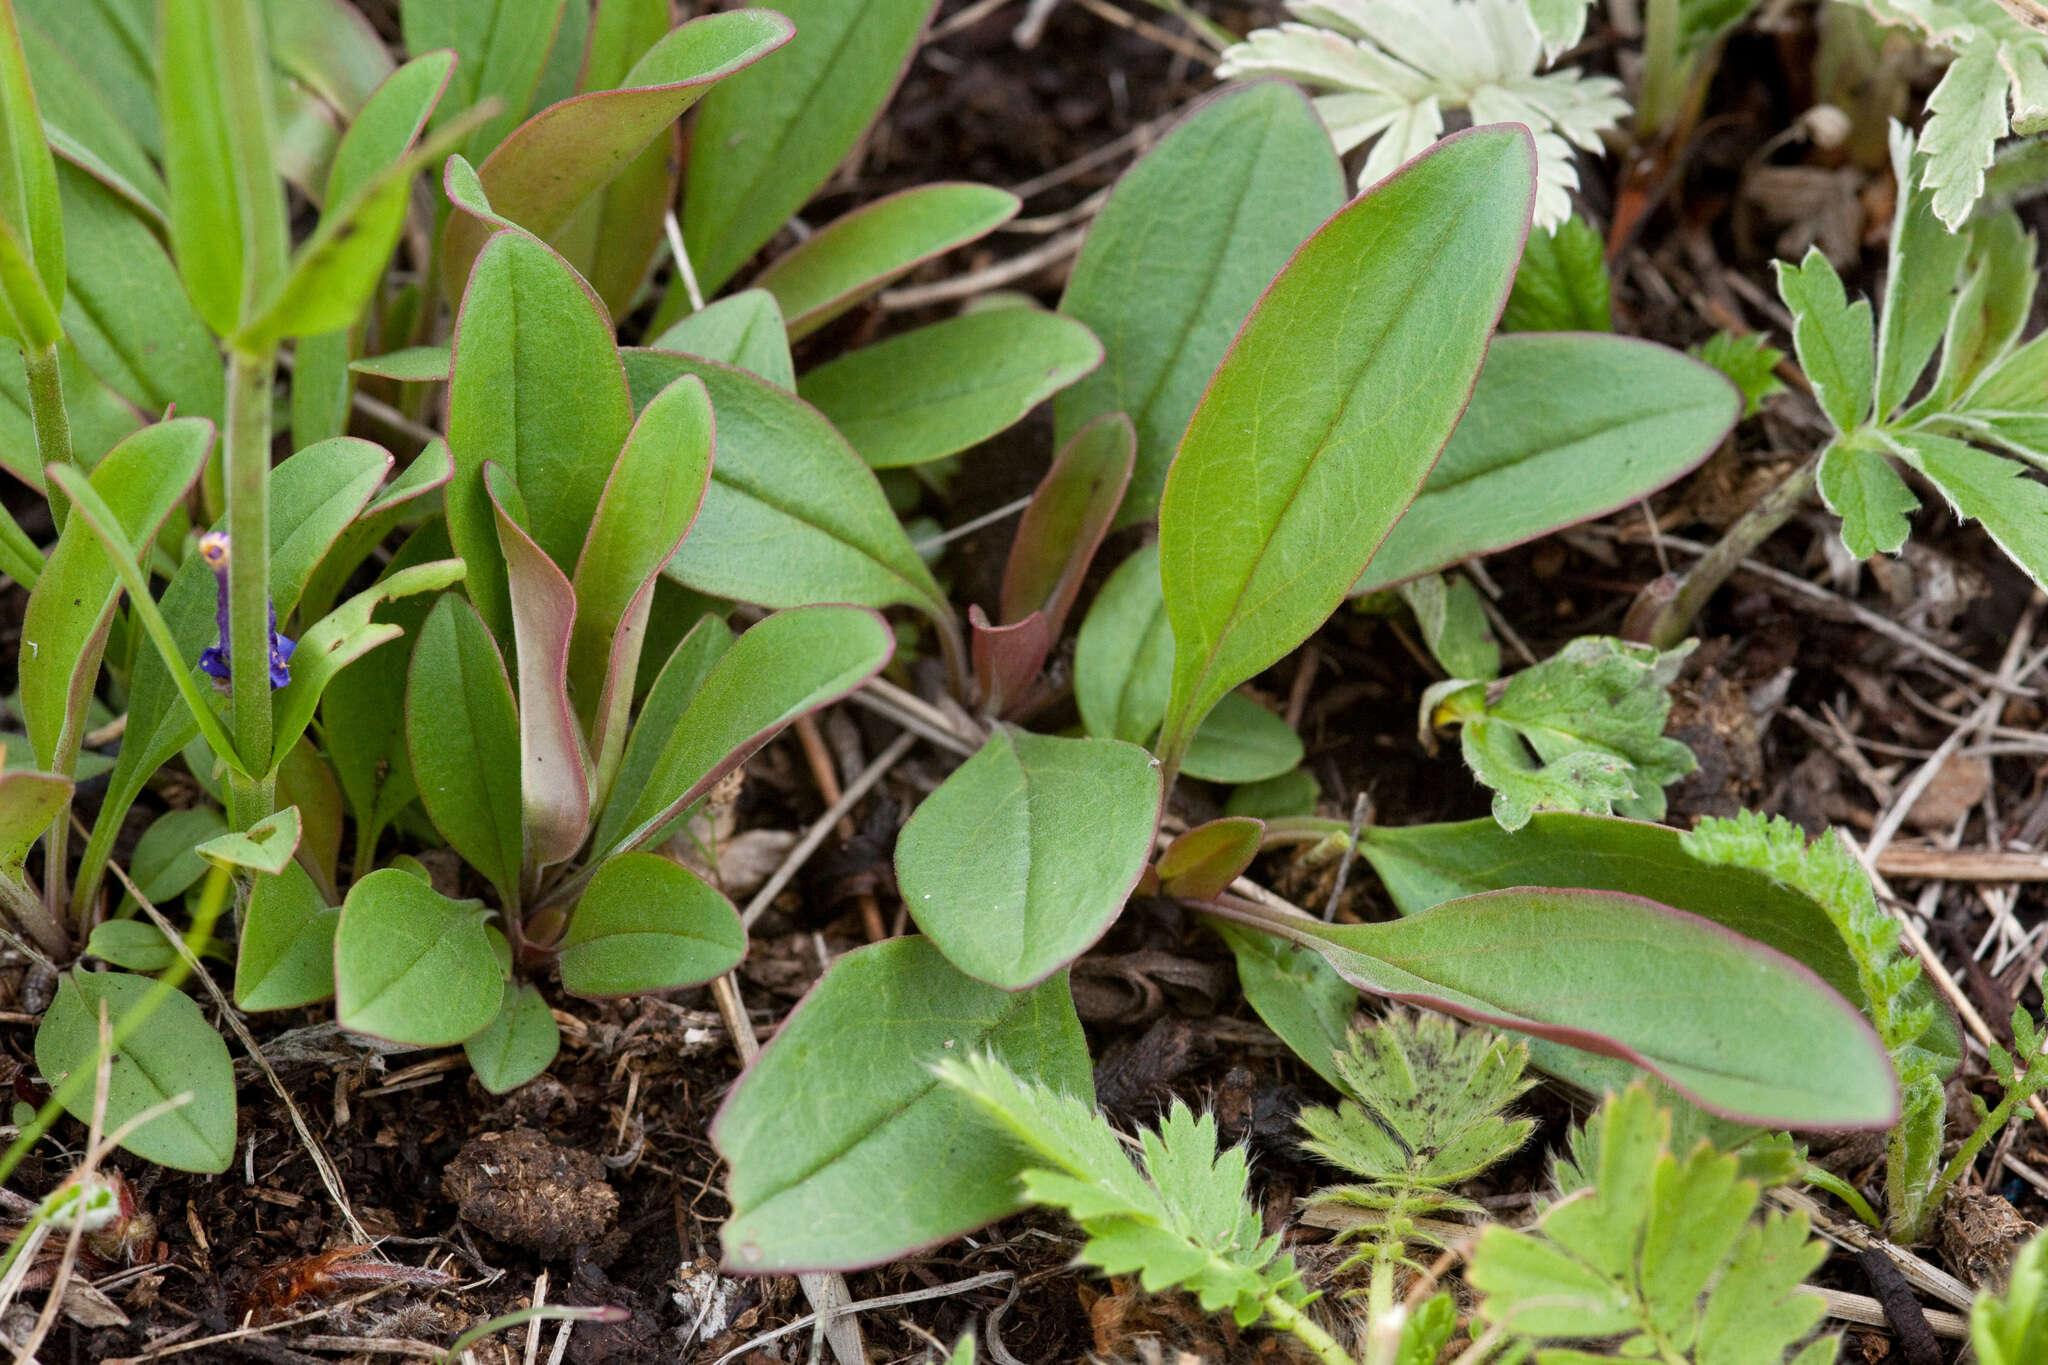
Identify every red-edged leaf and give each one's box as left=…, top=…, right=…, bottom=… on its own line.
left=999, top=411, right=1133, bottom=637
left=1156, top=817, right=1262, bottom=900
left=969, top=604, right=1050, bottom=717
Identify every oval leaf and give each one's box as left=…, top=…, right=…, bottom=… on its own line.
left=559, top=851, right=746, bottom=997
left=897, top=728, right=1161, bottom=989
left=1155, top=125, right=1535, bottom=769
left=196, top=806, right=301, bottom=876
left=405, top=594, right=523, bottom=904
left=335, top=867, right=505, bottom=1045
left=714, top=936, right=1091, bottom=1272
left=644, top=290, right=794, bottom=388
left=1157, top=817, right=1263, bottom=901
left=464, top=984, right=560, bottom=1094
left=1179, top=690, right=1303, bottom=785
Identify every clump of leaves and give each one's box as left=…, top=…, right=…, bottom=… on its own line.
left=1778, top=124, right=2048, bottom=589
left=936, top=1054, right=1353, bottom=1365
left=1973, top=1228, right=2048, bottom=1364
left=1467, top=1084, right=1839, bottom=1363
left=1692, top=330, right=1788, bottom=417
left=1215, top=0, right=1629, bottom=227
left=1412, top=607, right=1697, bottom=831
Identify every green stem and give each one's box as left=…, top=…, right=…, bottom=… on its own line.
left=1264, top=1293, right=1358, bottom=1365
left=224, top=348, right=276, bottom=822
left=1632, top=453, right=1820, bottom=650
left=1361, top=1259, right=1399, bottom=1365
left=1804, top=1163, right=1881, bottom=1229
left=22, top=342, right=72, bottom=528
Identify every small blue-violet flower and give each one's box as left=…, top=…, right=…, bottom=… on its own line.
left=195, top=531, right=295, bottom=688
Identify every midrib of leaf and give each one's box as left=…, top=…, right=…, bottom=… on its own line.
left=115, top=1040, right=222, bottom=1154
left=707, top=462, right=941, bottom=616
left=349, top=914, right=475, bottom=1016
left=1177, top=188, right=1488, bottom=726
left=1420, top=402, right=1728, bottom=495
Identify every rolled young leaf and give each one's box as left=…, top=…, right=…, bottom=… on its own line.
left=998, top=411, right=1134, bottom=637
left=1154, top=126, right=1535, bottom=774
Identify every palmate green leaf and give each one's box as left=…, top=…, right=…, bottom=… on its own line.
left=558, top=851, right=745, bottom=997
left=1890, top=428, right=2048, bottom=588
left=798, top=309, right=1103, bottom=469
left=1774, top=249, right=1875, bottom=435
left=35, top=969, right=237, bottom=1173
left=1468, top=1085, right=1832, bottom=1361
left=1155, top=125, right=1533, bottom=773
left=715, top=935, right=1090, bottom=1272
left=896, top=727, right=1160, bottom=989
left=1818, top=438, right=1917, bottom=558
left=645, top=291, right=794, bottom=388
left=401, top=0, right=567, bottom=164
left=21, top=417, right=210, bottom=776
left=446, top=228, right=634, bottom=639
left=406, top=594, right=524, bottom=906
left=1498, top=214, right=1610, bottom=333
left=1208, top=922, right=1355, bottom=1091
left=754, top=183, right=1019, bottom=340
left=1268, top=887, right=1900, bottom=1128
left=1924, top=210, right=2035, bottom=409
left=682, top=0, right=938, bottom=296
left=235, top=859, right=339, bottom=1011
left=335, top=867, right=504, bottom=1046
left=464, top=984, right=559, bottom=1094
left=1353, top=334, right=1739, bottom=594
left=1055, top=81, right=1345, bottom=525
left=938, top=1055, right=1302, bottom=1328
left=442, top=9, right=793, bottom=298
left=0, top=0, right=63, bottom=349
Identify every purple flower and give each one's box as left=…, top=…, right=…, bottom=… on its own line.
left=195, top=532, right=295, bottom=688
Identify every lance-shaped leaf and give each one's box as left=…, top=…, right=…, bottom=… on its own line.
left=0, top=0, right=64, bottom=349
left=753, top=183, right=1020, bottom=340
left=1056, top=81, right=1345, bottom=525
left=1000, top=412, right=1134, bottom=636
left=559, top=852, right=746, bottom=997
left=1155, top=126, right=1534, bottom=771
left=235, top=860, right=340, bottom=1011
left=446, top=227, right=633, bottom=639
left=570, top=374, right=713, bottom=798
left=233, top=49, right=458, bottom=349
left=715, top=935, right=1091, bottom=1272
left=36, top=970, right=237, bottom=1173
left=1246, top=889, right=1899, bottom=1129
left=349, top=344, right=449, bottom=383
left=487, top=467, right=590, bottom=871
left=798, top=309, right=1103, bottom=469
left=601, top=615, right=732, bottom=846
left=401, top=0, right=566, bottom=164
left=628, top=353, right=950, bottom=625
left=1157, top=817, right=1262, bottom=901
left=465, top=984, right=559, bottom=1094
left=897, top=728, right=1161, bottom=989
left=159, top=0, right=289, bottom=334
left=682, top=0, right=938, bottom=295
left=196, top=806, right=301, bottom=876
left=1352, top=334, right=1741, bottom=594
left=1075, top=542, right=1172, bottom=745
left=548, top=0, right=668, bottom=314
left=336, top=867, right=504, bottom=1045
left=645, top=290, right=794, bottom=388
left=22, top=418, right=210, bottom=776
left=968, top=606, right=1049, bottom=717
left=406, top=594, right=523, bottom=907
left=598, top=605, right=893, bottom=858
left=17, top=5, right=165, bottom=219
left=269, top=557, right=466, bottom=774
left=442, top=9, right=793, bottom=296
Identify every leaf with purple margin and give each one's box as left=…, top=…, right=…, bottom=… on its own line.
left=1000, top=412, right=1133, bottom=637
left=968, top=605, right=1049, bottom=717
left=560, top=851, right=745, bottom=997
left=644, top=291, right=793, bottom=388
left=1157, top=817, right=1262, bottom=901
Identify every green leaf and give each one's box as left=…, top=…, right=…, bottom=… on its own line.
left=1890, top=429, right=2048, bottom=589
left=349, top=344, right=450, bottom=383
left=197, top=807, right=302, bottom=876
left=234, top=860, right=339, bottom=1011
left=681, top=0, right=938, bottom=295
left=1075, top=543, right=1172, bottom=745
left=1498, top=214, right=1611, bottom=332
left=22, top=418, right=210, bottom=776
left=1353, top=334, right=1740, bottom=594
left=1973, top=1229, right=2048, bottom=1365
left=159, top=0, right=289, bottom=334
left=1819, top=439, right=1918, bottom=559
left=602, top=615, right=733, bottom=851
left=401, top=0, right=567, bottom=163
left=1774, top=248, right=1874, bottom=434
left=464, top=984, right=559, bottom=1094
left=85, top=920, right=180, bottom=973
left=17, top=8, right=165, bottom=220
left=334, top=867, right=504, bottom=1046
left=629, top=353, right=950, bottom=625
left=938, top=1056, right=1302, bottom=1326
left=1209, top=922, right=1354, bottom=1090
left=1223, top=768, right=1320, bottom=820
left=559, top=851, right=746, bottom=997
left=1000, top=413, right=1134, bottom=637
left=897, top=728, right=1160, bottom=988
left=0, top=0, right=64, bottom=349
left=446, top=228, right=633, bottom=638
left=798, top=309, right=1102, bottom=469
left=570, top=374, right=713, bottom=795
left=35, top=970, right=237, bottom=1172
left=124, top=808, right=228, bottom=906
left=1055, top=81, right=1345, bottom=525
left=1180, top=692, right=1303, bottom=785
left=715, top=936, right=1090, bottom=1272
left=1155, top=126, right=1534, bottom=771
left=599, top=605, right=894, bottom=857
left=406, top=594, right=523, bottom=906
left=754, top=183, right=1019, bottom=340
left=644, top=291, right=794, bottom=389
left=1399, top=574, right=1501, bottom=682
left=442, top=10, right=793, bottom=296
left=1691, top=330, right=1786, bottom=418
left=1922, top=37, right=2009, bottom=231
left=1878, top=122, right=1975, bottom=416
left=290, top=329, right=352, bottom=447
left=1156, top=818, right=1263, bottom=901
left=1268, top=886, right=1900, bottom=1128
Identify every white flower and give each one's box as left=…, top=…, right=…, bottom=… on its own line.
left=1217, top=0, right=1629, bottom=228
